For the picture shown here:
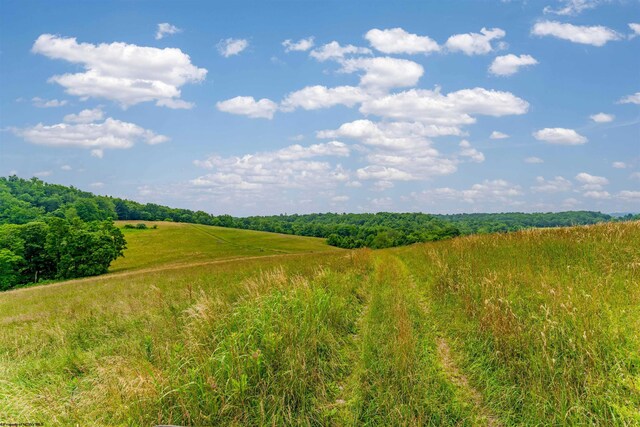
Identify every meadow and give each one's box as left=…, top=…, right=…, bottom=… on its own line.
left=0, top=221, right=638, bottom=425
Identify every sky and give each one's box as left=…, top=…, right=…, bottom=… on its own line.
left=1, top=0, right=639, bottom=216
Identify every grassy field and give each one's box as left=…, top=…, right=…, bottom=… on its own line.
left=111, top=221, right=337, bottom=272
left=0, top=221, right=638, bottom=425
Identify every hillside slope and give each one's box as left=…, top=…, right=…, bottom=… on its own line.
left=1, top=222, right=638, bottom=426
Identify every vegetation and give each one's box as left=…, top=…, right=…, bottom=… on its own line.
left=0, top=220, right=638, bottom=425
left=1, top=176, right=624, bottom=252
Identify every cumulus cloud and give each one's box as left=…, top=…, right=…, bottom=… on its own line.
left=318, top=119, right=459, bottom=180
left=280, top=85, right=366, bottom=111
left=458, top=140, right=485, bottom=163
left=629, top=23, right=640, bottom=38
left=414, top=179, right=522, bottom=204
left=543, top=0, right=602, bottom=16
left=155, top=23, right=181, bottom=40
left=32, top=34, right=206, bottom=108
left=34, top=171, right=52, bottom=178
left=489, top=54, right=538, bottom=76
left=618, top=92, right=640, bottom=105
left=282, top=37, right=315, bottom=52
left=583, top=190, right=611, bottom=199
left=191, top=141, right=350, bottom=193
left=60, top=165, right=72, bottom=171
left=13, top=118, right=168, bottom=158
left=533, top=128, right=587, bottom=145
left=618, top=190, right=640, bottom=201
left=318, top=119, right=464, bottom=149
left=360, top=87, right=529, bottom=126
left=532, top=21, right=621, bottom=46
left=340, top=57, right=424, bottom=90
left=445, top=27, right=506, bottom=55
left=365, top=28, right=440, bottom=54
left=525, top=156, right=544, bottom=164
left=589, top=112, right=614, bottom=123
left=63, top=108, right=104, bottom=124
left=216, top=96, right=278, bottom=119
left=309, top=41, right=371, bottom=62
left=490, top=131, right=509, bottom=139
left=217, top=38, right=249, bottom=57
left=356, top=165, right=413, bottom=181
left=32, top=97, right=68, bottom=108
left=531, top=176, right=572, bottom=192
left=612, top=161, right=626, bottom=169
left=576, top=172, right=609, bottom=189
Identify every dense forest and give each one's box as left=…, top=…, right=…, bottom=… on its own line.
left=1, top=176, right=635, bottom=290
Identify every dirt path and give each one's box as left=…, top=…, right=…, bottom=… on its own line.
left=436, top=335, right=502, bottom=426
left=5, top=252, right=320, bottom=295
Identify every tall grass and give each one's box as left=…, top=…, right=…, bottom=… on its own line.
left=399, top=222, right=640, bottom=425
left=1, top=221, right=638, bottom=425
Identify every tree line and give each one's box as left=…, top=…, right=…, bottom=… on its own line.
left=1, top=176, right=634, bottom=289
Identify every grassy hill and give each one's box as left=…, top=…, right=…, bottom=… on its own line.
left=110, top=221, right=337, bottom=273
left=1, top=221, right=638, bottom=425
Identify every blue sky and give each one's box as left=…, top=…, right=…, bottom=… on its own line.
left=1, top=0, right=639, bottom=215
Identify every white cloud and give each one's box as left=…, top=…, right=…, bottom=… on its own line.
left=13, top=118, right=168, bottom=157
left=60, top=165, right=72, bottom=171
left=629, top=23, right=640, bottom=38
left=340, top=57, right=424, bottom=90
left=576, top=172, right=609, bottom=191
left=612, top=161, right=626, bottom=169
left=318, top=119, right=460, bottom=181
left=533, top=128, right=587, bottom=145
left=490, top=131, right=509, bottom=139
left=282, top=37, right=315, bottom=52
left=360, top=87, right=529, bottom=126
left=445, top=27, right=506, bottom=55
left=630, top=172, right=640, bottom=180
left=532, top=21, right=621, bottom=46
left=34, top=171, right=52, bottom=178
left=280, top=85, right=366, bottom=111
left=217, top=38, right=249, bottom=57
left=489, top=54, right=538, bottom=76
left=531, top=176, right=572, bottom=192
left=590, top=112, right=614, bottom=123
left=216, top=96, right=278, bottom=119
left=155, top=23, right=182, bottom=40
left=414, top=179, right=522, bottom=204
left=63, top=108, right=104, bottom=124
left=525, top=156, right=544, bottom=164
left=309, top=41, right=371, bottom=62
left=32, top=34, right=206, bottom=108
left=583, top=190, right=611, bottom=199
left=543, top=0, right=601, bottom=16
left=191, top=141, right=350, bottom=193
left=318, top=119, right=464, bottom=149
left=89, top=182, right=105, bottom=188
left=618, top=92, right=640, bottom=105
left=356, top=165, right=413, bottom=181
left=32, top=97, right=68, bottom=108
left=618, top=190, right=640, bottom=201
left=458, top=140, right=485, bottom=163
left=365, top=27, right=440, bottom=54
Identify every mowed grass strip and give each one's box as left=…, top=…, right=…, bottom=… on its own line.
left=111, top=221, right=337, bottom=272
left=341, top=253, right=475, bottom=426
left=398, top=221, right=640, bottom=426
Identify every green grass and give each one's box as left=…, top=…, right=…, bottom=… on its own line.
left=111, top=221, right=337, bottom=272
left=1, top=221, right=638, bottom=425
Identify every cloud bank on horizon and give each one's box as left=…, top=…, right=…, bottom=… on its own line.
left=1, top=0, right=639, bottom=215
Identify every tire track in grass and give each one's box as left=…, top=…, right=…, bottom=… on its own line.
left=435, top=337, right=502, bottom=427
left=340, top=253, right=476, bottom=426
left=401, top=257, right=502, bottom=427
